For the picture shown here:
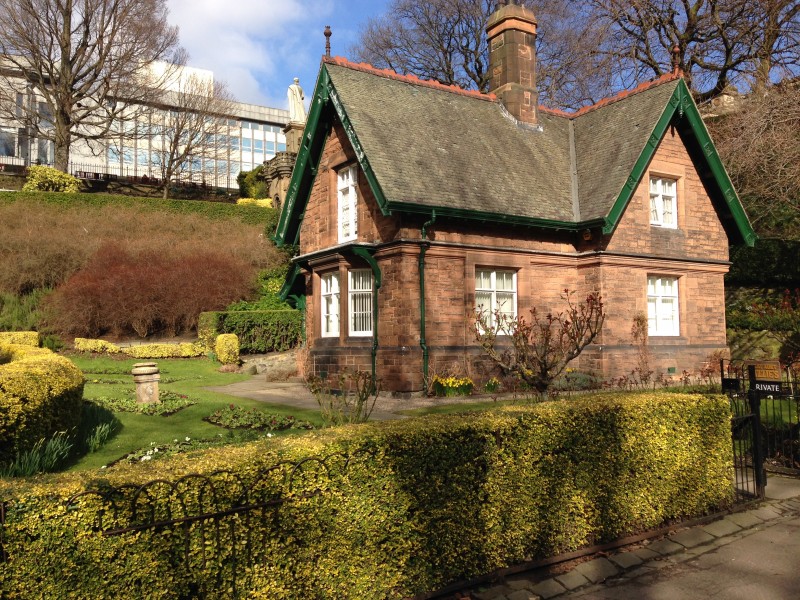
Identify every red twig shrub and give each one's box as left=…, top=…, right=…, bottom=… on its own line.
left=43, top=243, right=255, bottom=338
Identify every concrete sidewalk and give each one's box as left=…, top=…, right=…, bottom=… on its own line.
left=205, top=374, right=506, bottom=420
left=467, top=476, right=800, bottom=600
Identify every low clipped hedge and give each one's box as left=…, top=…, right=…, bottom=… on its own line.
left=0, top=331, right=39, bottom=347
left=73, top=338, right=205, bottom=358
left=0, top=344, right=84, bottom=465
left=199, top=310, right=302, bottom=353
left=0, top=392, right=733, bottom=598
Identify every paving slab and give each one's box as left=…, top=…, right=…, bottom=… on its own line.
left=608, top=552, right=642, bottom=570
left=573, top=557, right=619, bottom=584
left=529, top=579, right=566, bottom=599
left=631, top=548, right=660, bottom=561
left=645, top=538, right=684, bottom=556
left=553, top=569, right=590, bottom=590
left=508, top=579, right=536, bottom=591
left=508, top=590, right=540, bottom=600
left=703, top=516, right=742, bottom=537
left=474, top=585, right=513, bottom=600
left=726, top=511, right=763, bottom=529
left=765, top=475, right=800, bottom=500
left=750, top=505, right=783, bottom=521
left=669, top=528, right=715, bottom=548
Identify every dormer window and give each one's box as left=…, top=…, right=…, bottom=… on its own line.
left=338, top=164, right=358, bottom=242
left=650, top=176, right=677, bottom=228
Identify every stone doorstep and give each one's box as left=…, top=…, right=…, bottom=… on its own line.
left=467, top=495, right=800, bottom=600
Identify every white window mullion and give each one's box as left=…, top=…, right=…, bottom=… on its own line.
left=348, top=269, right=373, bottom=336
left=338, top=165, right=358, bottom=242
left=647, top=275, right=679, bottom=336
left=321, top=272, right=340, bottom=337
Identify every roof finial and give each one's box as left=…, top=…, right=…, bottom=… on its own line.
left=671, top=44, right=682, bottom=76
left=324, top=25, right=332, bottom=57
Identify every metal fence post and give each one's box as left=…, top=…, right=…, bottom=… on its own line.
left=747, top=365, right=766, bottom=497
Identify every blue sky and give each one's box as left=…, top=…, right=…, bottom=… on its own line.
left=167, top=0, right=391, bottom=110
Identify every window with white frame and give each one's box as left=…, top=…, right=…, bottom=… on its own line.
left=647, top=275, right=679, bottom=336
left=320, top=272, right=340, bottom=337
left=475, top=269, right=517, bottom=330
left=348, top=269, right=373, bottom=336
left=649, top=176, right=677, bottom=228
left=338, top=164, right=358, bottom=242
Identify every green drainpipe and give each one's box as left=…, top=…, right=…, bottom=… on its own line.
left=352, top=247, right=382, bottom=391
left=419, top=210, right=436, bottom=385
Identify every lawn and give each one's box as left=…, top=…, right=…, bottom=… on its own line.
left=70, top=354, right=323, bottom=471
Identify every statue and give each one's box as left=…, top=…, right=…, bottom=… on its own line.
left=288, top=77, right=306, bottom=123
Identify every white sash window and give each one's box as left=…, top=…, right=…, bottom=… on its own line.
left=338, top=165, right=358, bottom=242
left=320, top=272, right=340, bottom=337
left=348, top=269, right=373, bottom=336
left=649, top=176, right=677, bottom=228
left=647, top=275, right=679, bottom=336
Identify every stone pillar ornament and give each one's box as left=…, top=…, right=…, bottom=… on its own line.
left=132, top=362, right=160, bottom=404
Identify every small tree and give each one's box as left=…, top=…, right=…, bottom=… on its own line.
left=474, top=289, right=605, bottom=395
left=752, top=288, right=800, bottom=364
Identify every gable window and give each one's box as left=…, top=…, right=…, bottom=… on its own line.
left=321, top=272, right=340, bottom=337
left=647, top=275, right=679, bottom=336
left=650, top=176, right=677, bottom=228
left=475, top=269, right=517, bottom=330
left=348, top=269, right=373, bottom=336
left=338, top=164, right=358, bottom=242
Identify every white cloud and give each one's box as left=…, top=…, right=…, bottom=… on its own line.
left=166, top=0, right=334, bottom=105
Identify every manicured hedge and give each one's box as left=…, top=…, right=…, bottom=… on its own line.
left=0, top=331, right=39, bottom=347
left=0, top=392, right=733, bottom=598
left=199, top=310, right=302, bottom=353
left=73, top=338, right=205, bottom=358
left=0, top=344, right=84, bottom=465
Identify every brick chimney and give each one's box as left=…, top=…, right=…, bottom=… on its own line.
left=486, top=0, right=539, bottom=126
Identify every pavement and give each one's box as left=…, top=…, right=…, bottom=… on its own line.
left=208, top=374, right=800, bottom=600
left=464, top=475, right=800, bottom=600
left=205, top=373, right=504, bottom=420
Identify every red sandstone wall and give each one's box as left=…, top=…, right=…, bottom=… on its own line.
left=300, top=116, right=732, bottom=393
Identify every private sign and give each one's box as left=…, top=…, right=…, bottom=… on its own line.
left=749, top=361, right=783, bottom=394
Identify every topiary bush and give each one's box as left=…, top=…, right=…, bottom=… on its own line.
left=22, top=166, right=81, bottom=193
left=0, top=392, right=733, bottom=598
left=214, top=333, right=239, bottom=365
left=0, top=343, right=84, bottom=465
left=73, top=338, right=121, bottom=354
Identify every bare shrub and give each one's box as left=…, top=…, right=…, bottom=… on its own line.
left=0, top=201, right=282, bottom=295
left=43, top=242, right=255, bottom=338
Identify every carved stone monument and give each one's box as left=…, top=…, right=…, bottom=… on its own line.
left=132, top=362, right=160, bottom=404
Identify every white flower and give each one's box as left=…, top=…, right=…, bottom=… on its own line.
left=173, top=439, right=178, bottom=443
left=146, top=450, right=153, bottom=456
left=154, top=448, right=159, bottom=453
left=140, top=455, right=152, bottom=461
left=100, top=465, right=107, bottom=469
left=266, top=433, right=273, bottom=438
left=185, top=436, right=191, bottom=442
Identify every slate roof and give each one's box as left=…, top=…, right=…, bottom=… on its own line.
left=274, top=57, right=755, bottom=248
left=325, top=58, right=680, bottom=224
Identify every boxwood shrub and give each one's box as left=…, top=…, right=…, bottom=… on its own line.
left=0, top=344, right=84, bottom=465
left=199, top=309, right=302, bottom=353
left=0, top=331, right=39, bottom=347
left=0, top=392, right=733, bottom=598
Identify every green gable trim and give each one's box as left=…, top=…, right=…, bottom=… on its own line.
left=602, top=79, right=756, bottom=246
left=390, top=201, right=605, bottom=232
left=273, top=64, right=391, bottom=248
left=274, top=66, right=332, bottom=247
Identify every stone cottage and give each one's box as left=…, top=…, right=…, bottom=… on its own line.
left=274, top=2, right=755, bottom=393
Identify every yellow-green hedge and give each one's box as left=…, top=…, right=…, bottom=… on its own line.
left=121, top=342, right=205, bottom=359
left=214, top=333, right=239, bottom=364
left=0, top=332, right=39, bottom=347
left=73, top=338, right=204, bottom=358
left=73, top=338, right=121, bottom=354
left=0, top=344, right=84, bottom=465
left=0, top=392, right=733, bottom=598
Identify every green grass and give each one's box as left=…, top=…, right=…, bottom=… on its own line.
left=69, top=354, right=323, bottom=471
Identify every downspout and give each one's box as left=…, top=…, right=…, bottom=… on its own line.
left=352, top=247, right=382, bottom=391
left=419, top=210, right=436, bottom=386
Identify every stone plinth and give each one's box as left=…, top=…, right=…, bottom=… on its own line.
left=132, top=362, right=160, bottom=404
